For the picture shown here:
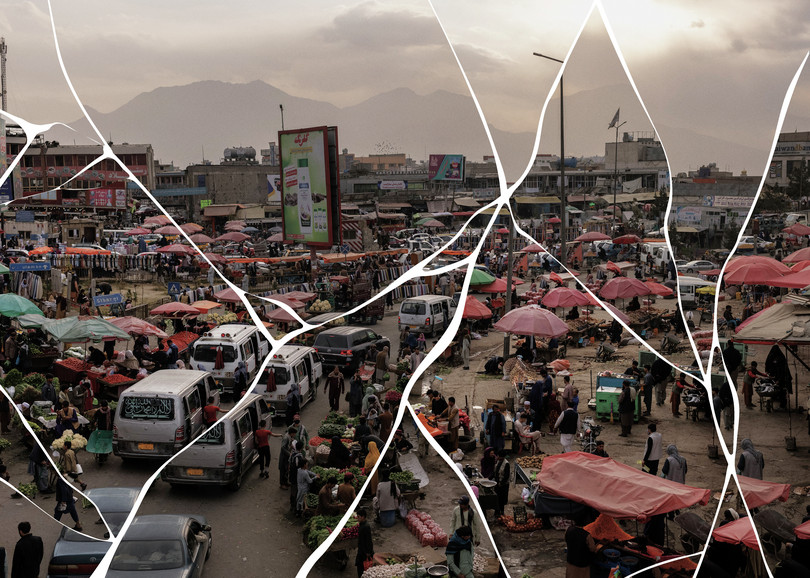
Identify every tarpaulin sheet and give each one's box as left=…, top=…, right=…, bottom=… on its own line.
left=795, top=519, right=810, bottom=539
left=538, top=452, right=711, bottom=521
left=712, top=517, right=760, bottom=550
left=738, top=475, right=790, bottom=509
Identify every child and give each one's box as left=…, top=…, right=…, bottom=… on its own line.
left=296, top=461, right=318, bottom=517
left=417, top=333, right=426, bottom=351
left=571, top=388, right=580, bottom=413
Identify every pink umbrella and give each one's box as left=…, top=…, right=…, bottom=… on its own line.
left=109, top=316, right=168, bottom=338
left=268, top=233, right=284, bottom=242
left=792, top=260, right=810, bottom=272
left=541, top=287, right=591, bottom=308
left=783, top=223, right=810, bottom=236
left=155, top=225, right=182, bottom=235
left=644, top=280, right=674, bottom=297
left=189, top=233, right=215, bottom=244
left=784, top=247, right=810, bottom=263
left=181, top=223, right=204, bottom=234
left=265, top=307, right=302, bottom=323
left=547, top=217, right=561, bottom=224
left=477, top=278, right=510, bottom=293
left=266, top=295, right=306, bottom=310
left=203, top=252, right=228, bottom=265
left=156, top=244, right=196, bottom=255
left=574, top=231, right=611, bottom=242
left=214, top=287, right=242, bottom=303
left=769, top=267, right=810, bottom=289
left=725, top=263, right=788, bottom=286
left=493, top=304, right=569, bottom=338
left=612, top=234, right=641, bottom=245
left=143, top=215, right=171, bottom=226
left=521, top=243, right=546, bottom=253
left=281, top=291, right=317, bottom=303
left=462, top=296, right=493, bottom=320
left=125, top=227, right=150, bottom=235
left=599, top=277, right=651, bottom=300
left=149, top=302, right=200, bottom=317
left=725, top=256, right=791, bottom=274
left=214, top=232, right=250, bottom=243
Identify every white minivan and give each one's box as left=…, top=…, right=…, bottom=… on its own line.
left=189, top=324, right=271, bottom=395
left=677, top=276, right=716, bottom=309
left=261, top=345, right=322, bottom=419
left=398, top=295, right=458, bottom=336
left=113, top=370, right=221, bottom=460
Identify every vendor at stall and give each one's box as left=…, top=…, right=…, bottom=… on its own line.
left=564, top=523, right=599, bottom=578
left=393, top=429, right=413, bottom=453
left=316, top=477, right=344, bottom=516
left=327, top=436, right=353, bottom=469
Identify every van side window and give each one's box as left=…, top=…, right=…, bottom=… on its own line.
left=244, top=340, right=254, bottom=359
left=236, top=413, right=252, bottom=440
left=186, top=390, right=201, bottom=413
left=293, top=363, right=306, bottom=384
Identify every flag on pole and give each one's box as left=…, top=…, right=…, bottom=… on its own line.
left=608, top=108, right=620, bottom=129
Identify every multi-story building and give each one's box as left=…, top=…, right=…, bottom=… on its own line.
left=764, top=131, right=810, bottom=189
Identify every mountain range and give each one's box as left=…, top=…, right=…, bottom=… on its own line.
left=48, top=80, right=770, bottom=182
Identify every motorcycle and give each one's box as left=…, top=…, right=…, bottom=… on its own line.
left=660, top=332, right=684, bottom=355
left=755, top=377, right=785, bottom=413
left=596, top=341, right=616, bottom=362
left=579, top=417, right=603, bottom=454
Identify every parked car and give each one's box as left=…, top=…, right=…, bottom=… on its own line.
left=107, top=515, right=212, bottom=577
left=738, top=236, right=774, bottom=251
left=677, top=260, right=718, bottom=274
left=47, top=530, right=111, bottom=578
left=313, top=326, right=390, bottom=373
left=83, top=487, right=141, bottom=537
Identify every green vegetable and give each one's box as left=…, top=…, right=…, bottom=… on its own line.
left=390, top=471, right=414, bottom=484
left=322, top=411, right=348, bottom=426
left=317, top=423, right=348, bottom=438
left=17, top=483, right=37, bottom=498
left=5, top=369, right=23, bottom=389
left=0, top=437, right=10, bottom=451
left=22, top=373, right=45, bottom=389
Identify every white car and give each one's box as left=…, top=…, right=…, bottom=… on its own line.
left=677, top=260, right=718, bottom=274
left=739, top=236, right=774, bottom=251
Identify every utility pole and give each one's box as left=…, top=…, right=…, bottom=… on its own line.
left=611, top=120, right=627, bottom=229
left=503, top=209, right=515, bottom=359
left=0, top=37, right=7, bottom=111
left=279, top=104, right=285, bottom=131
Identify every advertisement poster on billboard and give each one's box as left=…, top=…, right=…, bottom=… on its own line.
left=279, top=126, right=334, bottom=246
left=266, top=174, right=281, bottom=205
left=428, top=154, right=465, bottom=181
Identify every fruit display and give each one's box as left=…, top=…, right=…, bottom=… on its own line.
left=498, top=514, right=542, bottom=532
left=208, top=312, right=238, bottom=325
left=309, top=299, right=332, bottom=313
left=515, top=455, right=544, bottom=469
left=405, top=509, right=448, bottom=547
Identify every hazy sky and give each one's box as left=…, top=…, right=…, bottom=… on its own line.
left=1, top=0, right=809, bottom=177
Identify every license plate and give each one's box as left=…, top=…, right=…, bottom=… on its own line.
left=137, top=443, right=154, bottom=450
left=186, top=468, right=203, bottom=476
left=408, top=325, right=415, bottom=329
left=225, top=372, right=233, bottom=377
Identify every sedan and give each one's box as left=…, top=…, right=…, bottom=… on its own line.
left=678, top=260, right=718, bottom=274
left=107, top=515, right=212, bottom=577
left=739, top=236, right=775, bottom=251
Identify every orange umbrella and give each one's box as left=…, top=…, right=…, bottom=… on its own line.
left=155, top=225, right=182, bottom=235
left=29, top=246, right=54, bottom=256
left=181, top=223, right=204, bottom=233
left=66, top=246, right=111, bottom=255
left=462, top=296, right=492, bottom=320
left=191, top=300, right=223, bottom=313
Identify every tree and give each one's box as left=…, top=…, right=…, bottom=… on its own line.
left=786, top=160, right=810, bottom=200
left=757, top=185, right=790, bottom=213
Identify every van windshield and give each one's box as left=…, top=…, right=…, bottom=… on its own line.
left=193, top=344, right=237, bottom=363
left=120, top=397, right=174, bottom=420
left=198, top=423, right=225, bottom=444
left=401, top=302, right=426, bottom=315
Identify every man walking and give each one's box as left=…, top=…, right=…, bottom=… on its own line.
left=554, top=406, right=580, bottom=453
left=325, top=366, right=344, bottom=412
left=254, top=419, right=281, bottom=479
left=618, top=380, right=635, bottom=437
left=449, top=497, right=481, bottom=548
left=642, top=423, right=663, bottom=475
left=12, top=521, right=43, bottom=578
left=53, top=478, right=83, bottom=531
left=485, top=405, right=507, bottom=453
left=440, top=397, right=461, bottom=452
left=642, top=365, right=654, bottom=416
left=375, top=346, right=390, bottom=385
left=722, top=340, right=743, bottom=387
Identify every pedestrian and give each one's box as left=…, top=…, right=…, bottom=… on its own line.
left=278, top=426, right=296, bottom=489
left=254, top=419, right=281, bottom=479
left=485, top=405, right=507, bottom=453
left=618, top=380, right=635, bottom=437
left=62, top=440, right=86, bottom=491
left=719, top=380, right=734, bottom=431
left=295, top=461, right=318, bottom=517
left=445, top=525, right=474, bottom=578
left=27, top=443, right=53, bottom=495
left=355, top=508, right=374, bottom=578
left=642, top=365, right=654, bottom=416
left=561, top=375, right=574, bottom=411
left=375, top=346, right=389, bottom=385
left=492, top=450, right=511, bottom=516
left=325, top=366, right=344, bottom=412
left=564, top=523, right=599, bottom=578
left=288, top=440, right=306, bottom=512
left=364, top=442, right=381, bottom=495
left=53, top=478, right=83, bottom=531
left=554, top=405, right=580, bottom=453
left=202, top=396, right=226, bottom=427
left=0, top=391, right=11, bottom=433
left=293, top=415, right=309, bottom=447
left=642, top=423, right=663, bottom=475
left=742, top=361, right=768, bottom=410
left=450, top=497, right=481, bottom=548
left=378, top=403, right=394, bottom=442
left=461, top=330, right=470, bottom=370
left=737, top=438, right=764, bottom=479
left=722, top=339, right=743, bottom=387
left=662, top=444, right=687, bottom=484
left=233, top=361, right=249, bottom=396
left=285, top=383, right=300, bottom=427
left=651, top=358, right=670, bottom=407
left=11, top=521, right=43, bottom=578
left=439, top=397, right=460, bottom=452
left=671, top=373, right=687, bottom=417
left=348, top=370, right=364, bottom=417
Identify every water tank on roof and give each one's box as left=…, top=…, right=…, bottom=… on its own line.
left=563, top=157, right=577, bottom=168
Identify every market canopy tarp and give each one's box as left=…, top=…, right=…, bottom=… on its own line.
left=493, top=304, right=569, bottom=338
left=109, top=316, right=168, bottom=338
left=738, top=475, right=790, bottom=509
left=44, top=316, right=131, bottom=343
left=795, top=519, right=810, bottom=539
left=469, top=269, right=496, bottom=286
left=0, top=294, right=45, bottom=318
left=599, top=277, right=651, bottom=300
left=190, top=300, right=223, bottom=313
left=538, top=452, right=711, bottom=521
left=574, top=231, right=611, bottom=242
left=712, top=517, right=760, bottom=550
left=462, top=296, right=492, bottom=320
left=214, top=287, right=242, bottom=303
left=149, top=302, right=201, bottom=317
left=735, top=302, right=810, bottom=344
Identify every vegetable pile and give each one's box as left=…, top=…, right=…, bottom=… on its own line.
left=389, top=471, right=414, bottom=485
left=515, top=455, right=544, bottom=470
left=309, top=299, right=332, bottom=313
left=498, top=514, right=542, bottom=532
left=303, top=513, right=358, bottom=549
left=59, top=357, right=92, bottom=371
left=17, top=483, right=37, bottom=498
left=0, top=437, right=10, bottom=451
left=51, top=432, right=88, bottom=451
left=405, top=509, right=448, bottom=547
left=318, top=423, right=349, bottom=438
left=583, top=513, right=633, bottom=542
left=101, top=374, right=134, bottom=384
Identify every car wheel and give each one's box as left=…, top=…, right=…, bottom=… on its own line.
left=228, top=467, right=242, bottom=492
left=687, top=269, right=693, bottom=274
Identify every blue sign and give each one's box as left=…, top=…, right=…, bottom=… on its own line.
left=9, top=262, right=51, bottom=272
left=341, top=244, right=350, bottom=255
left=0, top=178, right=12, bottom=203
left=167, top=282, right=182, bottom=295
left=15, top=210, right=34, bottom=223
left=93, top=293, right=124, bottom=307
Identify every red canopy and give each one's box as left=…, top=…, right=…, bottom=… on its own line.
left=143, top=215, right=171, bottom=226
left=155, top=225, right=182, bottom=235
left=725, top=263, right=788, bottom=285
left=496, top=228, right=509, bottom=234
left=203, top=252, right=228, bottom=265
left=547, top=216, right=561, bottom=224
left=266, top=307, right=302, bottom=323
left=215, top=232, right=250, bottom=243
left=712, top=517, right=760, bottom=550
left=795, top=519, right=810, bottom=539
left=644, top=280, right=675, bottom=297
left=785, top=247, right=810, bottom=263
left=538, top=452, right=711, bottom=521
left=214, top=288, right=242, bottom=303
left=462, top=296, right=492, bottom=320
left=783, top=223, right=810, bottom=236
left=477, top=278, right=508, bottom=293
left=149, top=302, right=200, bottom=317
left=180, top=223, right=203, bottom=234
left=574, top=231, right=611, bottom=242
left=156, top=244, right=196, bottom=255
left=125, top=227, right=151, bottom=236
left=612, top=234, right=641, bottom=245
left=738, top=475, right=790, bottom=509
left=190, top=300, right=222, bottom=313
left=109, top=316, right=168, bottom=338
left=281, top=291, right=317, bottom=303
left=599, top=277, right=651, bottom=300
left=493, top=304, right=569, bottom=338
left=189, top=233, right=215, bottom=244
left=769, top=267, right=810, bottom=289
left=792, top=260, right=810, bottom=272
left=521, top=243, right=546, bottom=253
left=541, top=287, right=590, bottom=308
left=726, top=255, right=791, bottom=274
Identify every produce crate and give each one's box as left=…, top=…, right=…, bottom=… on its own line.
left=53, top=358, right=93, bottom=385
left=97, top=375, right=137, bottom=400
left=512, top=505, right=527, bottom=524
left=30, top=351, right=59, bottom=372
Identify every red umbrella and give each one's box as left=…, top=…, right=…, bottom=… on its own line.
left=476, top=278, right=512, bottom=293
left=282, top=291, right=317, bottom=303
left=606, top=261, right=623, bottom=275
left=156, top=244, right=195, bottom=255
left=644, top=280, right=674, bottom=297
left=268, top=233, right=284, bottom=242
left=149, top=302, right=200, bottom=316
left=214, top=287, right=242, bottom=303
left=769, top=267, right=810, bottom=289
left=267, top=295, right=306, bottom=310
left=783, top=223, right=810, bottom=236
left=574, top=231, right=611, bottom=242
left=493, top=304, right=569, bottom=338
left=109, top=316, right=168, bottom=338
left=792, top=260, right=810, bottom=272
left=265, top=307, right=302, bottom=323
left=143, top=215, right=171, bottom=226
left=547, top=217, right=561, bottom=224
left=214, top=232, right=250, bottom=242
left=29, top=246, right=54, bottom=256
left=726, top=256, right=791, bottom=274
left=784, top=247, right=810, bottom=263
left=189, top=233, right=215, bottom=244
left=712, top=518, right=760, bottom=551
left=125, top=227, right=151, bottom=236
left=462, top=296, right=492, bottom=320
left=181, top=223, right=203, bottom=233
left=496, top=228, right=510, bottom=234
left=738, top=475, right=790, bottom=509
left=599, top=277, right=651, bottom=300
left=725, top=263, right=788, bottom=286
left=541, top=287, right=590, bottom=308
left=612, top=234, right=641, bottom=245
left=521, top=243, right=546, bottom=253
left=155, top=225, right=182, bottom=235
left=203, top=252, right=228, bottom=265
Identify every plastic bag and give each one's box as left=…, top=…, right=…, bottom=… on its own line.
left=449, top=449, right=464, bottom=462
left=521, top=487, right=531, bottom=503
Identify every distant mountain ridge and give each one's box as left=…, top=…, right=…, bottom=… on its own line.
left=47, top=80, right=769, bottom=181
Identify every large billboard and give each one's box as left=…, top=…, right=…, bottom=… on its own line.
left=429, top=154, right=465, bottom=182
left=279, top=126, right=336, bottom=247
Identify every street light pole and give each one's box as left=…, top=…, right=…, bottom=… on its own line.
left=612, top=121, right=627, bottom=229
left=279, top=104, right=285, bottom=131
left=533, top=52, right=566, bottom=266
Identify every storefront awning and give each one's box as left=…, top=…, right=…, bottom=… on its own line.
left=514, top=196, right=561, bottom=204
left=203, top=205, right=239, bottom=217
left=480, top=207, right=511, bottom=215
left=454, top=197, right=482, bottom=208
